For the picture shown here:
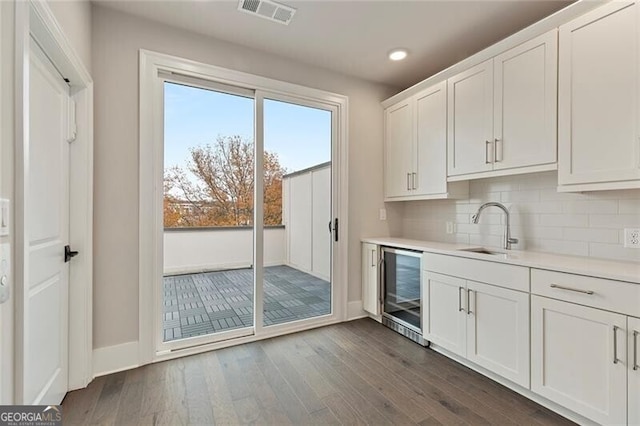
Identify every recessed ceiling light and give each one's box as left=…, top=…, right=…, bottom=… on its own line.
left=388, top=49, right=408, bottom=61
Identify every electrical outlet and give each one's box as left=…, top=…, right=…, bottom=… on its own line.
left=446, top=221, right=455, bottom=234
left=379, top=209, right=387, bottom=221
left=624, top=228, right=640, bottom=248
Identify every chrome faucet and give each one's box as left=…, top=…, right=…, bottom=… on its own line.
left=471, top=202, right=519, bottom=250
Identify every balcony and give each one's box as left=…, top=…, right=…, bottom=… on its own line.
left=163, top=163, right=331, bottom=342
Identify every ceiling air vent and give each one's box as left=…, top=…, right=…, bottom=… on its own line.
left=238, top=0, right=296, bottom=25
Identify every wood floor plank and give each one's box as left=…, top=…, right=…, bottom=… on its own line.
left=183, top=355, right=215, bottom=425
left=261, top=338, right=328, bottom=414
left=321, top=393, right=367, bottom=426
left=201, top=351, right=241, bottom=425
left=89, top=371, right=127, bottom=425
left=113, top=380, right=144, bottom=425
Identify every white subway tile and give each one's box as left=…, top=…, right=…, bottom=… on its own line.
left=589, top=214, right=640, bottom=228
left=540, top=214, right=589, bottom=228
left=562, top=228, right=619, bottom=244
left=619, top=199, right=640, bottom=214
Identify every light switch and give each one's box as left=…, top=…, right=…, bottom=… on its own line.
left=379, top=209, right=387, bottom=221
left=0, top=243, right=8, bottom=304
left=0, top=199, right=8, bottom=237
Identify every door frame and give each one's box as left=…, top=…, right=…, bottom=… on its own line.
left=14, top=0, right=93, bottom=400
left=139, top=50, right=349, bottom=364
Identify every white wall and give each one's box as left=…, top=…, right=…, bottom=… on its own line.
left=283, top=164, right=331, bottom=280
left=48, top=0, right=92, bottom=74
left=163, top=227, right=285, bottom=275
left=400, top=171, right=640, bottom=262
left=92, top=5, right=396, bottom=349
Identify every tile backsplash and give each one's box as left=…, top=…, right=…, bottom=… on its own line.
left=397, top=171, right=640, bottom=262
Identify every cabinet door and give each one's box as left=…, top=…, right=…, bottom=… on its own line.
left=466, top=281, right=530, bottom=388
left=361, top=243, right=379, bottom=315
left=384, top=100, right=414, bottom=198
left=414, top=81, right=447, bottom=196
left=531, top=296, right=627, bottom=425
left=423, top=271, right=466, bottom=357
left=493, top=30, right=557, bottom=171
left=447, top=59, right=494, bottom=176
left=558, top=1, right=640, bottom=186
left=630, top=316, right=640, bottom=426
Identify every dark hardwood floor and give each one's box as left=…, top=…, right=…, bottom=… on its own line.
left=62, top=319, right=574, bottom=425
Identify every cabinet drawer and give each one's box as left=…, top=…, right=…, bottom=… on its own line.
left=423, top=253, right=529, bottom=292
left=531, top=269, right=640, bottom=317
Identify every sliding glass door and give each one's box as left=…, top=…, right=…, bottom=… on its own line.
left=159, top=76, right=337, bottom=350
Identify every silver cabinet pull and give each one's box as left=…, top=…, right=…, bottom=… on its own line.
left=378, top=255, right=385, bottom=306
left=550, top=284, right=594, bottom=295
left=371, top=249, right=376, bottom=267
left=406, top=173, right=411, bottom=191
left=613, top=325, right=620, bottom=364
left=634, top=330, right=639, bottom=371
left=467, top=289, right=473, bottom=315
left=485, top=140, right=492, bottom=164
left=412, top=172, right=417, bottom=190
left=494, top=138, right=502, bottom=162
left=458, top=287, right=465, bottom=313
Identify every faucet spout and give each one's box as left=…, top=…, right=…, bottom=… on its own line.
left=471, top=202, right=518, bottom=250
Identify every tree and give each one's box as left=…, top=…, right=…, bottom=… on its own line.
left=164, top=135, right=287, bottom=227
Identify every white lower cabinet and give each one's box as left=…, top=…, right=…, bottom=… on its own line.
left=466, top=280, right=530, bottom=388
left=531, top=296, right=627, bottom=425
left=361, top=243, right=380, bottom=316
left=423, top=272, right=466, bottom=356
left=630, top=316, right=640, bottom=426
left=424, top=271, right=530, bottom=388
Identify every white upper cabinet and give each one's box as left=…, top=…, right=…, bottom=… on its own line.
left=384, top=99, right=414, bottom=198
left=448, top=30, right=558, bottom=179
left=415, top=82, right=448, bottom=196
left=447, top=59, right=494, bottom=176
left=384, top=82, right=467, bottom=201
left=558, top=1, right=640, bottom=191
left=493, top=30, right=558, bottom=171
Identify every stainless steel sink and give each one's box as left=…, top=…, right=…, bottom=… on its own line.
left=458, top=247, right=507, bottom=256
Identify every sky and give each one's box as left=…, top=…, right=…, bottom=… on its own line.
left=164, top=82, right=331, bottom=174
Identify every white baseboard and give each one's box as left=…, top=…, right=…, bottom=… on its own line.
left=347, top=300, right=367, bottom=320
left=92, top=341, right=139, bottom=378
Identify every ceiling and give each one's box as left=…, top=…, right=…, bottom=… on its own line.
left=94, top=0, right=574, bottom=90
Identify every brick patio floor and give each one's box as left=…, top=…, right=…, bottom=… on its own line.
left=163, top=265, right=331, bottom=342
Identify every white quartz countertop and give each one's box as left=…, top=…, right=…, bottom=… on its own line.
left=362, top=237, right=640, bottom=284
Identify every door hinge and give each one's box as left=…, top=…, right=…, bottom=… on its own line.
left=66, top=98, right=77, bottom=143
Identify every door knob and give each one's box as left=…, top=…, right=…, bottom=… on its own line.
left=64, top=245, right=79, bottom=263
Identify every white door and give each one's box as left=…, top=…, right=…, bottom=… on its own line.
left=493, top=30, right=557, bottom=171
left=423, top=271, right=466, bottom=356
left=466, top=281, right=530, bottom=388
left=630, top=316, right=640, bottom=426
left=447, top=59, right=494, bottom=176
left=558, top=1, right=640, bottom=185
left=414, top=81, right=447, bottom=196
left=20, top=40, right=71, bottom=405
left=361, top=243, right=379, bottom=315
left=531, top=296, right=627, bottom=425
left=384, top=100, right=414, bottom=198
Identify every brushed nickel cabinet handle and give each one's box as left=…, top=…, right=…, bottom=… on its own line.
left=550, top=284, right=594, bottom=295
left=634, top=330, right=639, bottom=371
left=406, top=173, right=411, bottom=191
left=412, top=172, right=417, bottom=190
left=467, top=289, right=473, bottom=315
left=494, top=138, right=502, bottom=162
left=458, top=287, right=465, bottom=313
left=371, top=249, right=376, bottom=267
left=613, top=325, right=620, bottom=365
left=485, top=140, right=492, bottom=164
